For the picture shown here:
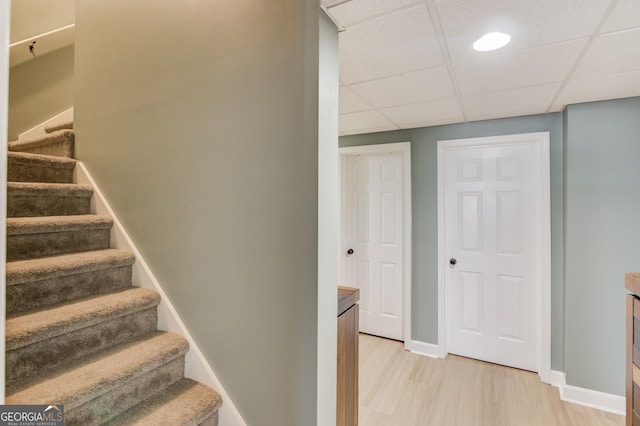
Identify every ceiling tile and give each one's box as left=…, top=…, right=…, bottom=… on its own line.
left=381, top=98, right=464, bottom=128
left=435, top=0, right=611, bottom=64
left=339, top=4, right=445, bottom=84
left=326, top=0, right=422, bottom=28
left=330, top=0, right=637, bottom=135
left=339, top=110, right=398, bottom=134
left=340, top=86, right=372, bottom=114
left=348, top=66, right=455, bottom=108
left=572, top=28, right=640, bottom=79
left=555, top=71, right=640, bottom=106
left=454, top=39, right=587, bottom=95
left=464, top=83, right=561, bottom=121
left=601, top=0, right=640, bottom=33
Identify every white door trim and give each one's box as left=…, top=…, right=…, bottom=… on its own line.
left=340, top=142, right=412, bottom=347
left=437, top=132, right=551, bottom=383
left=0, top=0, right=10, bottom=404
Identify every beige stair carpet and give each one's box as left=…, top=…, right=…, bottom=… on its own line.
left=5, top=129, right=222, bottom=425
left=45, top=120, right=74, bottom=134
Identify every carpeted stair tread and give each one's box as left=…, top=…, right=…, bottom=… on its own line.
left=6, top=287, right=160, bottom=351
left=7, top=215, right=113, bottom=261
left=7, top=214, right=112, bottom=235
left=8, top=129, right=74, bottom=158
left=45, top=121, right=74, bottom=133
left=8, top=151, right=76, bottom=183
left=7, top=249, right=135, bottom=286
left=6, top=249, right=136, bottom=316
left=6, top=331, right=189, bottom=411
left=8, top=181, right=93, bottom=196
left=8, top=182, right=93, bottom=217
left=105, top=378, right=222, bottom=426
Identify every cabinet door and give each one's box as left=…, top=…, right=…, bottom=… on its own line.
left=629, top=295, right=640, bottom=426
left=337, top=304, right=359, bottom=426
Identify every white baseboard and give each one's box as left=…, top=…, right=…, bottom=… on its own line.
left=18, top=108, right=74, bottom=140
left=550, top=370, right=625, bottom=416
left=405, top=339, right=444, bottom=359
left=547, top=369, right=566, bottom=388
left=76, top=162, right=246, bottom=426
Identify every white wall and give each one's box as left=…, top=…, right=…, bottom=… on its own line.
left=317, top=10, right=339, bottom=426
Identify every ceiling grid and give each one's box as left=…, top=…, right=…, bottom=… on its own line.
left=323, top=0, right=640, bottom=135
left=545, top=0, right=622, bottom=113
left=425, top=0, right=469, bottom=122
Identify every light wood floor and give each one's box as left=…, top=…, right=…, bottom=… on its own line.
left=359, top=333, right=624, bottom=426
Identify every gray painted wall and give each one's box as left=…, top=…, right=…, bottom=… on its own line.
left=564, top=97, right=640, bottom=395
left=8, top=45, right=74, bottom=140
left=340, top=113, right=565, bottom=371
left=74, top=1, right=322, bottom=424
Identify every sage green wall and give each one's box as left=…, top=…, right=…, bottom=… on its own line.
left=340, top=113, right=565, bottom=370
left=8, top=45, right=74, bottom=140
left=564, top=97, right=640, bottom=395
left=74, top=1, right=321, bottom=424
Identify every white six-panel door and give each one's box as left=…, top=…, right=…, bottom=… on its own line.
left=442, top=135, right=548, bottom=372
left=343, top=152, right=404, bottom=341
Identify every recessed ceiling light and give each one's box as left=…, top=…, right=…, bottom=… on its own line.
left=473, top=32, right=511, bottom=52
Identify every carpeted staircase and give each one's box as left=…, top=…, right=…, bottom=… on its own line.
left=5, top=124, right=223, bottom=425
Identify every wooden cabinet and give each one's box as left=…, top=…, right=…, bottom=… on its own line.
left=338, top=286, right=359, bottom=426
left=626, top=273, right=640, bottom=425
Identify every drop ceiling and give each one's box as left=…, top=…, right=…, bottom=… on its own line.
left=322, top=0, right=640, bottom=135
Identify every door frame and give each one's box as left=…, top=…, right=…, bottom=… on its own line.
left=1, top=0, right=9, bottom=404
left=339, top=142, right=412, bottom=346
left=437, top=132, right=551, bottom=383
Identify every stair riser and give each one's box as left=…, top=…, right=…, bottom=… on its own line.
left=198, top=411, right=218, bottom=426
left=7, top=229, right=111, bottom=261
left=67, top=356, right=185, bottom=426
left=45, top=122, right=73, bottom=133
left=104, top=379, right=222, bottom=425
left=7, top=266, right=133, bottom=316
left=7, top=308, right=158, bottom=383
left=199, top=412, right=219, bottom=426
left=8, top=195, right=92, bottom=217
left=10, top=140, right=73, bottom=158
left=8, top=161, right=74, bottom=183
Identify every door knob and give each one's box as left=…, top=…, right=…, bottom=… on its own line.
left=347, top=248, right=354, bottom=256
left=449, top=258, right=457, bottom=266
